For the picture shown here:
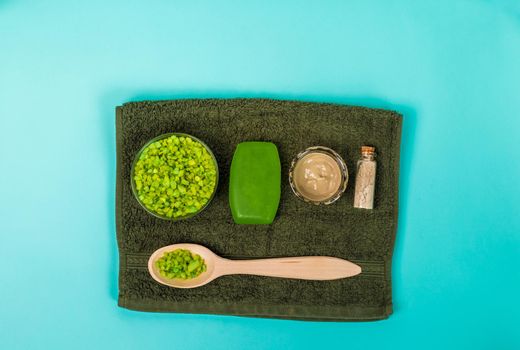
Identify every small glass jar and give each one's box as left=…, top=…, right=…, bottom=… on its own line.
left=353, top=146, right=376, bottom=209
left=288, top=146, right=348, bottom=205
left=131, top=132, right=219, bottom=221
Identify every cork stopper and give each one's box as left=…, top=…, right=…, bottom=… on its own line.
left=361, top=146, right=376, bottom=155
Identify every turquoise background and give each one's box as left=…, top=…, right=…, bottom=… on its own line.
left=1, top=0, right=519, bottom=349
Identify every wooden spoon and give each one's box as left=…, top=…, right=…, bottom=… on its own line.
left=148, top=243, right=362, bottom=289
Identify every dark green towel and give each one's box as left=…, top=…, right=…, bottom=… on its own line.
left=116, top=98, right=402, bottom=321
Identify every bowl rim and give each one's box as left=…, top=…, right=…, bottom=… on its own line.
left=130, top=132, right=219, bottom=221
left=288, top=146, right=348, bottom=205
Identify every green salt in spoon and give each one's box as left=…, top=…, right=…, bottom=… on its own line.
left=148, top=243, right=362, bottom=289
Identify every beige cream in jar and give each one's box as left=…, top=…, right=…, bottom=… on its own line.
left=289, top=146, right=348, bottom=205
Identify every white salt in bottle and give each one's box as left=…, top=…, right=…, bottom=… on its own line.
left=353, top=146, right=377, bottom=209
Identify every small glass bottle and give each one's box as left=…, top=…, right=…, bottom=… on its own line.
left=354, top=146, right=376, bottom=209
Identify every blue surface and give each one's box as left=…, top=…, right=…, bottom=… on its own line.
left=1, top=1, right=519, bottom=349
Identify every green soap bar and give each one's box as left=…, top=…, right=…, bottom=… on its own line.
left=229, top=142, right=281, bottom=224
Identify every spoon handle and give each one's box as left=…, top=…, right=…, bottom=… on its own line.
left=220, top=256, right=361, bottom=281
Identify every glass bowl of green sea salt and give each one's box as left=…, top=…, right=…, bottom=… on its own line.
left=131, top=133, right=219, bottom=220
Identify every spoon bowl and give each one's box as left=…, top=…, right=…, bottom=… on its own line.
left=148, top=243, right=362, bottom=289
left=148, top=244, right=219, bottom=288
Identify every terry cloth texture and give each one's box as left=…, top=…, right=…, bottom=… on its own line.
left=116, top=98, right=402, bottom=321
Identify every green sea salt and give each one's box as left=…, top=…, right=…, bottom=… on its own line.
left=155, top=249, right=207, bottom=279
left=133, top=134, right=217, bottom=218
